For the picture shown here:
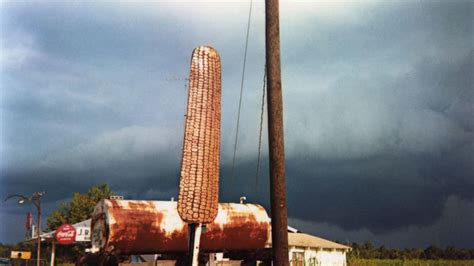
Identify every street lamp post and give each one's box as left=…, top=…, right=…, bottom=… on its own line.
left=5, top=192, right=45, bottom=266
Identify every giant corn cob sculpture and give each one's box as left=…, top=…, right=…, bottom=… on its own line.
left=178, top=46, right=221, bottom=224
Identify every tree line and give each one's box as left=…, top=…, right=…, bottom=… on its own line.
left=347, top=241, right=474, bottom=260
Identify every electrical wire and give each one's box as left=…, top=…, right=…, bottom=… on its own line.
left=255, top=65, right=267, bottom=195
left=230, top=0, right=253, bottom=186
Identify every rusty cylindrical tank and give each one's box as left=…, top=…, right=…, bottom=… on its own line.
left=91, top=200, right=270, bottom=255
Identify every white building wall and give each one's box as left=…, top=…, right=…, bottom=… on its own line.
left=289, top=246, right=347, bottom=266
left=315, top=249, right=347, bottom=266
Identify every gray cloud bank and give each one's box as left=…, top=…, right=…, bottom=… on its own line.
left=1, top=1, right=473, bottom=247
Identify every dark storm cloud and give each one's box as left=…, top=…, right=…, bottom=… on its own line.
left=1, top=1, right=473, bottom=247
left=0, top=0, right=255, bottom=240
left=274, top=1, right=473, bottom=245
left=285, top=155, right=471, bottom=231
left=1, top=126, right=183, bottom=197
left=289, top=195, right=474, bottom=249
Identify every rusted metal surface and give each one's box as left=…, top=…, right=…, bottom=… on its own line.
left=178, top=46, right=222, bottom=224
left=91, top=200, right=269, bottom=255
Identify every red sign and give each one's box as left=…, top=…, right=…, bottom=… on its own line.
left=55, top=224, right=76, bottom=245
left=26, top=212, right=32, bottom=230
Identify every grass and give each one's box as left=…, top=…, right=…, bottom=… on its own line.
left=348, top=259, right=474, bottom=266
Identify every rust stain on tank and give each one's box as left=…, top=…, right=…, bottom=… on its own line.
left=107, top=202, right=188, bottom=254
left=201, top=207, right=269, bottom=251
left=110, top=200, right=120, bottom=209
left=127, top=201, right=156, bottom=210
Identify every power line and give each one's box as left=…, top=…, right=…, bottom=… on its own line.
left=255, top=65, right=267, bottom=195
left=230, top=0, right=253, bottom=185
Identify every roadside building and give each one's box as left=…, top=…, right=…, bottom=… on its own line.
left=284, top=231, right=351, bottom=266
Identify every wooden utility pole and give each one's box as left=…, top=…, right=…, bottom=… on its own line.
left=265, top=0, right=289, bottom=264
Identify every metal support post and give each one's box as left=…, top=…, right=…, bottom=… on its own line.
left=188, top=223, right=202, bottom=266
left=50, top=241, right=56, bottom=266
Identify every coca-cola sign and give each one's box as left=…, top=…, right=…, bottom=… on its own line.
left=55, top=224, right=76, bottom=245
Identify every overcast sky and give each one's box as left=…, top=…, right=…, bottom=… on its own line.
left=1, top=1, right=473, bottom=248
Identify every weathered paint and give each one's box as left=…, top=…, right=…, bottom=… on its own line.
left=91, top=200, right=269, bottom=255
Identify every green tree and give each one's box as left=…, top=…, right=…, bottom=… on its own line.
left=0, top=242, right=13, bottom=257
left=445, top=246, right=457, bottom=259
left=424, top=245, right=443, bottom=260
left=47, top=184, right=114, bottom=230
left=358, top=241, right=375, bottom=258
